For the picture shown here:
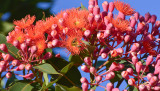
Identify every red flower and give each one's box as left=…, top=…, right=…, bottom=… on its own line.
left=114, top=0, right=135, bottom=15
left=13, top=15, right=36, bottom=28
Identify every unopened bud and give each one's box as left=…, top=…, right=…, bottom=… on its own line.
left=80, top=77, right=88, bottom=83
left=106, top=83, right=113, bottom=91
left=82, top=83, right=88, bottom=91
left=6, top=72, right=12, bottom=79
left=136, top=61, right=143, bottom=73
left=81, top=65, right=89, bottom=73
left=12, top=60, right=20, bottom=66
left=0, top=44, right=8, bottom=52
left=25, top=64, right=32, bottom=70
left=31, top=46, right=37, bottom=54
left=96, top=75, right=102, bottom=83
left=146, top=55, right=153, bottom=66
left=128, top=78, right=135, bottom=86
left=109, top=2, right=114, bottom=12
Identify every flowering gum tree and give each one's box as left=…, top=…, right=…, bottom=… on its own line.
left=0, top=0, right=160, bottom=91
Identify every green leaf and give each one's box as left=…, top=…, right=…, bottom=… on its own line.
left=34, top=63, right=59, bottom=74
left=0, top=34, right=19, bottom=58
left=69, top=55, right=83, bottom=67
left=42, top=60, right=49, bottom=86
left=48, top=57, right=82, bottom=87
left=55, top=84, right=81, bottom=91
left=81, top=3, right=87, bottom=10
left=8, top=80, right=37, bottom=91
left=61, top=62, right=74, bottom=74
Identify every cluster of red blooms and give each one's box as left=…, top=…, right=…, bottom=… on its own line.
left=0, top=0, right=160, bottom=90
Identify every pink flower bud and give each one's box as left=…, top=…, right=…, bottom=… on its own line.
left=130, top=17, right=137, bottom=28
left=97, top=32, right=104, bottom=40
left=84, top=57, right=92, bottom=66
left=139, top=15, right=144, bottom=22
left=136, top=61, right=142, bottom=73
left=150, top=15, right=157, bottom=24
left=102, top=1, right=109, bottom=12
left=153, top=86, right=160, bottom=91
left=80, top=77, right=88, bottom=83
left=106, top=83, right=113, bottom=91
left=132, top=56, right=138, bottom=65
left=88, top=5, right=94, bottom=13
left=147, top=73, right=153, bottom=81
left=96, top=75, right=102, bottom=83
left=23, top=73, right=34, bottom=79
left=145, top=12, right=151, bottom=22
left=95, top=14, right=101, bottom=22
left=0, top=61, right=6, bottom=66
left=110, top=50, right=118, bottom=57
left=128, top=78, right=135, bottom=86
left=20, top=43, right=27, bottom=52
left=106, top=23, right=113, bottom=30
left=121, top=71, right=129, bottom=80
left=13, top=40, right=20, bottom=49
left=116, top=48, right=124, bottom=55
left=25, top=39, right=31, bottom=45
left=43, top=52, right=52, bottom=60
left=63, top=28, right=69, bottom=34
left=126, top=68, right=133, bottom=75
left=108, top=12, right=113, bottom=18
left=55, top=53, right=60, bottom=58
left=6, top=72, right=12, bottom=79
left=88, top=13, right=94, bottom=24
left=139, top=84, right=147, bottom=91
left=154, top=65, right=160, bottom=74
left=109, top=62, right=119, bottom=71
left=12, top=60, right=20, bottom=66
left=124, top=35, right=131, bottom=43
left=109, top=2, right=114, bottom=12
left=89, top=0, right=95, bottom=6
left=90, top=67, right=96, bottom=75
left=51, top=30, right=57, bottom=37
left=81, top=65, right=89, bottom=73
left=84, top=30, right=91, bottom=37
left=112, top=88, right=120, bottom=91
left=51, top=24, right=57, bottom=30
left=131, top=43, right=140, bottom=52
left=146, top=55, right=153, bottom=66
left=101, top=53, right=108, bottom=59
left=137, top=23, right=144, bottom=34
left=149, top=76, right=158, bottom=86
left=52, top=39, right=59, bottom=47
left=104, top=29, right=110, bottom=38
left=93, top=5, right=100, bottom=15
left=155, top=21, right=160, bottom=28
left=119, top=64, right=124, bottom=70
left=17, top=64, right=25, bottom=71
left=31, top=46, right=37, bottom=54
left=47, top=42, right=53, bottom=48
left=118, top=12, right=125, bottom=20
left=3, top=54, right=13, bottom=61
left=25, top=64, right=32, bottom=70
left=0, top=44, right=8, bottom=53
left=134, top=12, right=139, bottom=21
left=82, top=83, right=88, bottom=91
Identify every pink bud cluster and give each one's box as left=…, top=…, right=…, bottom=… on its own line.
left=0, top=43, right=52, bottom=79
left=79, top=0, right=160, bottom=90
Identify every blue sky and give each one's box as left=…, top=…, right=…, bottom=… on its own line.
left=50, top=0, right=160, bottom=90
